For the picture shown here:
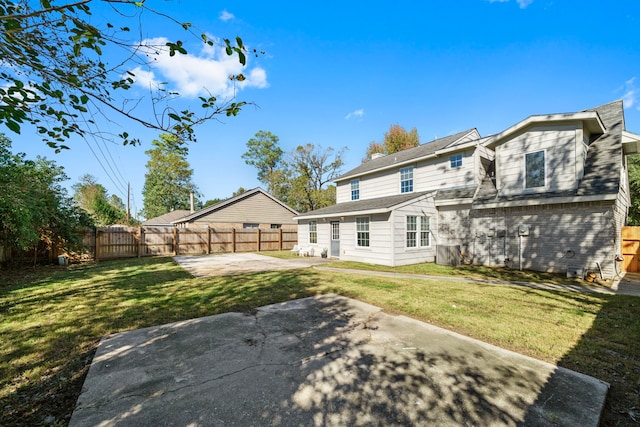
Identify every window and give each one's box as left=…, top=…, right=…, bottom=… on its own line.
left=351, top=179, right=360, bottom=200
left=243, top=223, right=259, bottom=229
left=309, top=221, right=317, bottom=244
left=400, top=166, right=413, bottom=193
left=420, top=216, right=430, bottom=246
left=450, top=154, right=462, bottom=168
left=406, top=216, right=417, bottom=247
left=406, top=215, right=430, bottom=247
left=356, top=217, right=370, bottom=247
left=525, top=150, right=545, bottom=189
left=270, top=224, right=281, bottom=229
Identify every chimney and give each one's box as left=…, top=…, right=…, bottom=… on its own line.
left=189, top=191, right=195, bottom=213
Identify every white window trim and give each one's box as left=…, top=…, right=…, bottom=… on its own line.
left=399, top=166, right=414, bottom=194
left=406, top=215, right=417, bottom=248
left=405, top=215, right=431, bottom=249
left=350, top=179, right=360, bottom=201
left=355, top=216, right=371, bottom=248
left=309, top=220, right=318, bottom=244
left=450, top=154, right=463, bottom=169
left=523, top=149, right=547, bottom=190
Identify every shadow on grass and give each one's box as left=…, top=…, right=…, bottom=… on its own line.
left=0, top=257, right=323, bottom=426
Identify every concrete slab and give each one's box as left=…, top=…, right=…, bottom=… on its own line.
left=70, top=294, right=608, bottom=427
left=173, top=253, right=330, bottom=277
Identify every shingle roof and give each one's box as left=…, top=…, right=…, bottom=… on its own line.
left=336, top=129, right=478, bottom=181
left=435, top=186, right=477, bottom=201
left=142, top=210, right=191, bottom=225
left=474, top=100, right=624, bottom=206
left=295, top=191, right=435, bottom=219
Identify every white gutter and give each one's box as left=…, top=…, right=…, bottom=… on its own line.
left=474, top=193, right=616, bottom=209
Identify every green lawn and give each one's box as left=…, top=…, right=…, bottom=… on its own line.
left=1, top=256, right=638, bottom=426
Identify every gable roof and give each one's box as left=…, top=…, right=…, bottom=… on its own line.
left=173, top=187, right=298, bottom=224
left=142, top=209, right=191, bottom=226
left=295, top=191, right=435, bottom=220
left=336, top=128, right=480, bottom=182
left=474, top=100, right=625, bottom=207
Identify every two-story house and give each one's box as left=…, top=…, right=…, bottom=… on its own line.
left=295, top=101, right=640, bottom=278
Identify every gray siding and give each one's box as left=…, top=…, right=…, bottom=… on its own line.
left=190, top=192, right=296, bottom=226
left=496, top=124, right=581, bottom=196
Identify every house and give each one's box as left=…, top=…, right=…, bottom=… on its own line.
left=172, top=187, right=298, bottom=230
left=295, top=100, right=640, bottom=278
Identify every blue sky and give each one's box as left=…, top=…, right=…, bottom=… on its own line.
left=12, top=0, right=640, bottom=219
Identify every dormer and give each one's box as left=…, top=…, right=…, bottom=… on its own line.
left=482, top=111, right=605, bottom=197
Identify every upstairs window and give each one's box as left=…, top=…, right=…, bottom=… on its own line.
left=450, top=154, right=462, bottom=168
left=309, top=221, right=317, bottom=244
left=525, top=150, right=545, bottom=189
left=400, top=166, right=414, bottom=193
left=350, top=179, right=360, bottom=200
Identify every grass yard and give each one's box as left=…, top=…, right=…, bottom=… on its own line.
left=1, top=256, right=639, bottom=426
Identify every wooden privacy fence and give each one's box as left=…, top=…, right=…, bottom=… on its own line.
left=622, top=226, right=640, bottom=272
left=84, top=226, right=298, bottom=260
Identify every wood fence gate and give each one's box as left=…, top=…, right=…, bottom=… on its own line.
left=621, top=226, right=640, bottom=272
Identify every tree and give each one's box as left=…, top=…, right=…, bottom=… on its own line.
left=242, top=131, right=284, bottom=183
left=288, top=144, right=345, bottom=212
left=628, top=154, right=640, bottom=225
left=365, top=124, right=420, bottom=159
left=0, top=0, right=257, bottom=151
left=0, top=134, right=89, bottom=256
left=72, top=174, right=127, bottom=225
left=232, top=187, right=248, bottom=197
left=142, top=133, right=200, bottom=219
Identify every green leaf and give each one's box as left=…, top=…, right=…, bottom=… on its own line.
left=6, top=120, right=21, bottom=133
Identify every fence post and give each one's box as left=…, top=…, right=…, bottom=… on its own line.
left=138, top=227, right=143, bottom=258
left=94, top=227, right=100, bottom=261
left=257, top=228, right=261, bottom=252
left=173, top=227, right=179, bottom=256
left=232, top=228, right=236, bottom=253
left=279, top=228, right=283, bottom=250
left=207, top=225, right=211, bottom=254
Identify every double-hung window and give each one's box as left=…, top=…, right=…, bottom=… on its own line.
left=525, top=150, right=545, bottom=189
left=450, top=154, right=462, bottom=168
left=406, top=215, right=430, bottom=247
left=350, top=179, right=360, bottom=200
left=309, top=221, right=317, bottom=244
left=400, top=166, right=413, bottom=193
left=356, top=217, right=370, bottom=247
left=406, top=216, right=417, bottom=247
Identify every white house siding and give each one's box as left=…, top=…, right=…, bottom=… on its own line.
left=469, top=201, right=619, bottom=278
left=437, top=205, right=473, bottom=254
left=296, top=220, right=330, bottom=256
left=391, top=200, right=438, bottom=266
left=336, top=153, right=477, bottom=204
left=496, top=124, right=580, bottom=196
left=414, top=150, right=477, bottom=191
left=338, top=213, right=394, bottom=266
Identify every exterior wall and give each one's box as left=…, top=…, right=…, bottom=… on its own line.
left=496, top=124, right=582, bottom=196
left=339, top=213, right=394, bottom=265
left=296, top=219, right=330, bottom=256
left=391, top=199, right=438, bottom=266
left=437, top=204, right=473, bottom=255
left=336, top=149, right=478, bottom=204
left=469, top=201, right=619, bottom=278
left=188, top=192, right=297, bottom=226
left=184, top=222, right=297, bottom=230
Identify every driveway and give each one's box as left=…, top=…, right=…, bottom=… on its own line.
left=70, top=294, right=607, bottom=426
left=173, top=253, right=332, bottom=277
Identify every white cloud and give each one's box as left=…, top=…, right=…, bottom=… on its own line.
left=621, top=77, right=638, bottom=109
left=131, top=37, right=268, bottom=99
left=219, top=10, right=235, bottom=22
left=488, top=0, right=534, bottom=8
left=345, top=109, right=365, bottom=120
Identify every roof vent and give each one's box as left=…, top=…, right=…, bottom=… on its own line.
left=371, top=152, right=386, bottom=160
